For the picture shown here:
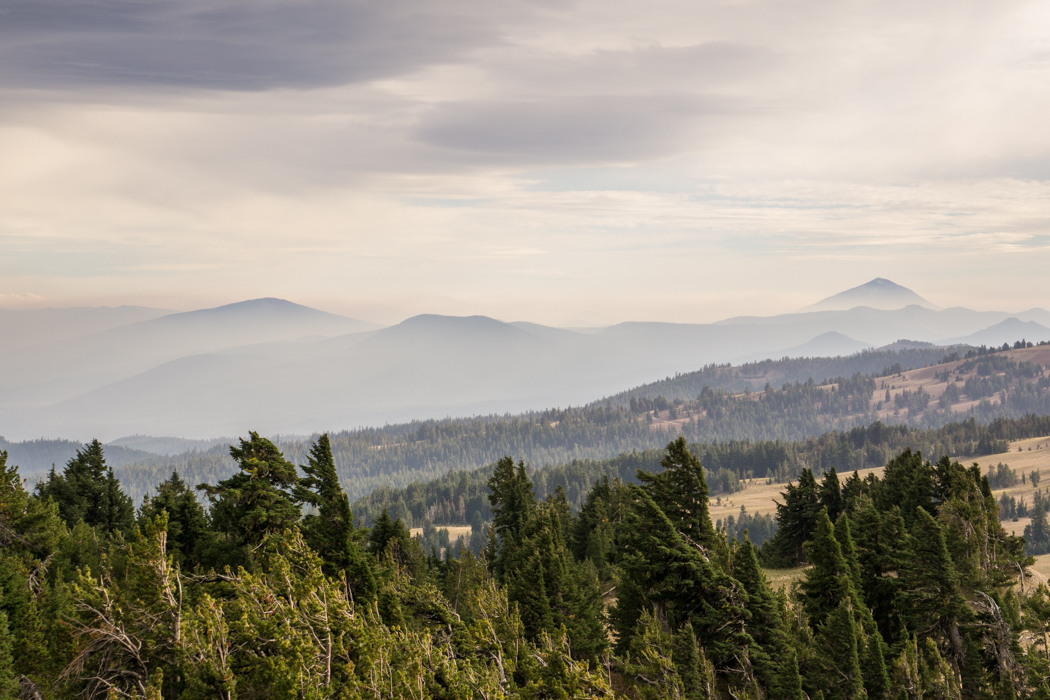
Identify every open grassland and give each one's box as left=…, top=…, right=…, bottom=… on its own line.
left=873, top=345, right=1050, bottom=419
left=708, top=465, right=886, bottom=521
left=763, top=566, right=809, bottom=591
left=708, top=435, right=1050, bottom=534
left=409, top=525, right=473, bottom=544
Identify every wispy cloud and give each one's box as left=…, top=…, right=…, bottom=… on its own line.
left=0, top=0, right=1048, bottom=320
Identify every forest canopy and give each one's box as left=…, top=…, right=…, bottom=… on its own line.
left=1, top=431, right=1048, bottom=699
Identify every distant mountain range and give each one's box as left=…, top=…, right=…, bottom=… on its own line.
left=804, top=277, right=937, bottom=311
left=1, top=282, right=1048, bottom=440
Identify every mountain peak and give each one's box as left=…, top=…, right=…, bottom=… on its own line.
left=804, top=278, right=937, bottom=312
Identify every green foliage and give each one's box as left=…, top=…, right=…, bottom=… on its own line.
left=2, top=428, right=1049, bottom=699
left=137, top=469, right=209, bottom=568
left=197, top=431, right=301, bottom=564
left=294, top=434, right=376, bottom=598
left=0, top=612, right=16, bottom=700
left=637, top=436, right=716, bottom=549
left=35, top=439, right=134, bottom=534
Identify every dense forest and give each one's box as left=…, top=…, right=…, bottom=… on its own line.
left=3, top=432, right=1048, bottom=699
left=13, top=342, right=1047, bottom=511
left=351, top=415, right=1050, bottom=530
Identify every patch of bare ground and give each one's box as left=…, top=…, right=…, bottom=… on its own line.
left=409, top=525, right=473, bottom=544
left=763, top=566, right=809, bottom=592
left=870, top=344, right=1050, bottom=420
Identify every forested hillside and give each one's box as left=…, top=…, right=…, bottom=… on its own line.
left=11, top=341, right=1050, bottom=510
left=3, top=433, right=1047, bottom=699
left=595, top=343, right=962, bottom=406
left=352, top=415, right=1050, bottom=529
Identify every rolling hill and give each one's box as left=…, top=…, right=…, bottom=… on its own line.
left=1, top=283, right=1048, bottom=441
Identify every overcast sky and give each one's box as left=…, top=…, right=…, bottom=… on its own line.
left=1, top=0, right=1048, bottom=324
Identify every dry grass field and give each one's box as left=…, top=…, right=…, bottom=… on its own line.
left=409, top=525, right=474, bottom=545
left=642, top=344, right=1050, bottom=435
left=872, top=345, right=1050, bottom=420
left=707, top=434, right=1050, bottom=529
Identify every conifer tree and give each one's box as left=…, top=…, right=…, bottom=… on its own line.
left=772, top=648, right=805, bottom=700
left=36, top=439, right=133, bottom=534
left=819, top=467, right=844, bottom=521
left=138, top=469, right=209, bottom=567
left=766, top=468, right=821, bottom=565
left=614, top=487, right=752, bottom=672
left=294, top=434, right=376, bottom=597
left=0, top=612, right=15, bottom=700
left=198, top=432, right=301, bottom=553
left=733, top=535, right=788, bottom=687
left=812, top=598, right=867, bottom=700
left=801, top=509, right=853, bottom=628
left=673, top=622, right=716, bottom=700
left=487, top=457, right=535, bottom=580
left=835, top=513, right=864, bottom=594
left=900, top=509, right=967, bottom=663
left=877, top=448, right=934, bottom=525
left=637, top=436, right=716, bottom=549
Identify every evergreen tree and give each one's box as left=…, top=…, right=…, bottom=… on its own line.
left=198, top=432, right=300, bottom=553
left=614, top=487, right=752, bottom=674
left=812, top=598, right=867, bottom=700
left=673, top=621, right=716, bottom=700
left=835, top=513, right=864, bottom=594
left=487, top=457, right=535, bottom=580
left=733, top=535, right=788, bottom=688
left=138, top=469, right=209, bottom=567
left=899, top=509, right=967, bottom=663
left=367, top=510, right=412, bottom=554
left=294, top=434, right=376, bottom=597
left=877, top=448, right=934, bottom=525
left=800, top=509, right=854, bottom=628
left=637, top=436, right=716, bottom=549
left=766, top=468, right=821, bottom=565
left=0, top=612, right=15, bottom=700
left=773, top=647, right=805, bottom=700
left=36, top=439, right=133, bottom=534
left=819, top=467, right=844, bottom=521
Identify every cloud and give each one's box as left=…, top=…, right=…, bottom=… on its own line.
left=0, top=0, right=1049, bottom=320
left=0, top=0, right=518, bottom=90
left=415, top=94, right=721, bottom=163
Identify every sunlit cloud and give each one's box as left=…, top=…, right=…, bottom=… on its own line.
left=0, top=0, right=1048, bottom=321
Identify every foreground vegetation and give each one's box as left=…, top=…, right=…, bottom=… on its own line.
left=3, top=429, right=1050, bottom=699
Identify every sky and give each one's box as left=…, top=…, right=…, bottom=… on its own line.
left=1, top=0, right=1049, bottom=325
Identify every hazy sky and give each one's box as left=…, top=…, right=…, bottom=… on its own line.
left=2, top=0, right=1049, bottom=325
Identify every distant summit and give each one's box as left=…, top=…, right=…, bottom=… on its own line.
left=804, top=278, right=937, bottom=312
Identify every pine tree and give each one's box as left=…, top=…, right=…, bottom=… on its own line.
left=36, top=439, right=133, bottom=534
left=487, top=457, right=535, bottom=580
left=862, top=627, right=890, bottom=700
left=138, top=469, right=209, bottom=567
left=812, top=598, right=867, bottom=700
left=877, top=448, right=934, bottom=526
left=673, top=622, right=716, bottom=700
left=900, top=509, right=967, bottom=663
left=294, top=434, right=376, bottom=597
left=800, top=509, right=853, bottom=628
left=834, top=513, right=864, bottom=595
left=0, top=612, right=16, bottom=700
left=766, top=468, right=821, bottom=565
left=820, top=467, right=844, bottom=521
left=772, top=648, right=805, bottom=700
left=198, top=432, right=301, bottom=553
left=733, top=535, right=788, bottom=688
left=637, top=436, right=716, bottom=549
left=614, top=487, right=752, bottom=670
